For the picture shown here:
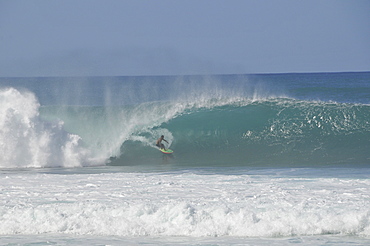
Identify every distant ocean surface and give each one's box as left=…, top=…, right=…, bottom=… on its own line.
left=0, top=72, right=370, bottom=245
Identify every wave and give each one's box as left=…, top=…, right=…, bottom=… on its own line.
left=118, top=99, right=370, bottom=168
left=1, top=86, right=369, bottom=169
left=41, top=97, right=370, bottom=168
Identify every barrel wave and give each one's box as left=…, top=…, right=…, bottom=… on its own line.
left=1, top=88, right=369, bottom=169
left=117, top=99, right=370, bottom=168
left=1, top=73, right=369, bottom=169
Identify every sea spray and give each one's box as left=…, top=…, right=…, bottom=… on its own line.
left=40, top=102, right=184, bottom=159
left=0, top=88, right=95, bottom=168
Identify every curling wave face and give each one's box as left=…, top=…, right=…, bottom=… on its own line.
left=116, top=98, right=370, bottom=168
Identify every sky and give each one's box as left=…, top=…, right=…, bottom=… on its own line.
left=0, top=0, right=369, bottom=77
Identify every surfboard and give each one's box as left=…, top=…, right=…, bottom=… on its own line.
left=159, top=148, right=173, bottom=154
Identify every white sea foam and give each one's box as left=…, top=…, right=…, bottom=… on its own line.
left=0, top=88, right=98, bottom=168
left=1, top=170, right=370, bottom=238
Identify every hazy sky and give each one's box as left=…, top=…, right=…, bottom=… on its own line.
left=0, top=0, right=369, bottom=77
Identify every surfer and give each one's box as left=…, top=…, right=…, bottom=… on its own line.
left=156, top=135, right=168, bottom=150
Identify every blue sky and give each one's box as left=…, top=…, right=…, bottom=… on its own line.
left=0, top=0, right=369, bottom=77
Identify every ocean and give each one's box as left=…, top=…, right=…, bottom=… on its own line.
left=0, top=72, right=370, bottom=245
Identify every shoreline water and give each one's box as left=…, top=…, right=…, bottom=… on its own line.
left=1, top=167, right=370, bottom=243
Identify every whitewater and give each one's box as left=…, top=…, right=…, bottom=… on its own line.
left=0, top=72, right=370, bottom=245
